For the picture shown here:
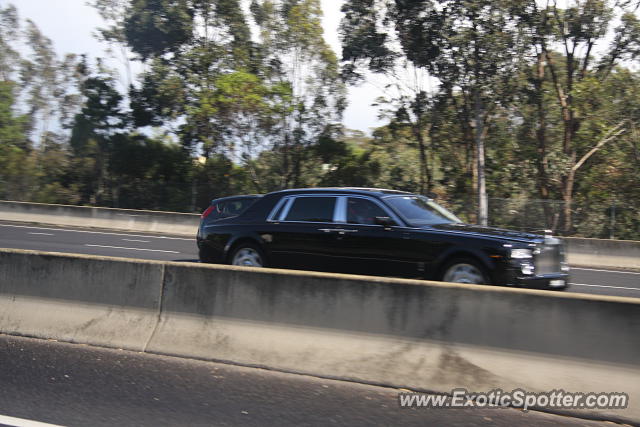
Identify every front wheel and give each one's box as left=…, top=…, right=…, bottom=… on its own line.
left=440, top=258, right=489, bottom=284
left=230, top=243, right=266, bottom=267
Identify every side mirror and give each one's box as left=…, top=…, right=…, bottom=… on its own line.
left=374, top=216, right=395, bottom=227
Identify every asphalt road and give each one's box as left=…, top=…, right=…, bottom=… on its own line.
left=0, top=222, right=638, bottom=298
left=0, top=334, right=614, bottom=427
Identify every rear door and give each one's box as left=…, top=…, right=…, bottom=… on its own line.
left=267, top=195, right=342, bottom=272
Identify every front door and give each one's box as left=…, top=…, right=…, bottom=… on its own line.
left=334, top=197, right=424, bottom=278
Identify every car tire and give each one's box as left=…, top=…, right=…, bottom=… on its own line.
left=440, top=258, right=489, bottom=285
left=229, top=243, right=267, bottom=267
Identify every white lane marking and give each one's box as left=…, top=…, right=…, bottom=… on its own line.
left=122, top=239, right=150, bottom=243
left=0, top=414, right=65, bottom=427
left=571, top=267, right=640, bottom=275
left=28, top=232, right=54, bottom=236
left=85, top=244, right=180, bottom=254
left=0, top=223, right=192, bottom=241
left=570, top=283, right=640, bottom=291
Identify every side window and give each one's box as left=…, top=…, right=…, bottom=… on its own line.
left=347, top=198, right=389, bottom=225
left=224, top=200, right=246, bottom=215
left=211, top=197, right=257, bottom=219
left=207, top=202, right=224, bottom=219
left=285, top=197, right=336, bottom=222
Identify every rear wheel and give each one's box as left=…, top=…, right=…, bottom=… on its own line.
left=230, top=243, right=266, bottom=267
left=440, top=258, right=489, bottom=284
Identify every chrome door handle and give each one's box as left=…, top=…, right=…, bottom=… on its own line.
left=318, top=228, right=358, bottom=234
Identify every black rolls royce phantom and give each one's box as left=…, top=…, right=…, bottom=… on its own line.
left=196, top=188, right=570, bottom=289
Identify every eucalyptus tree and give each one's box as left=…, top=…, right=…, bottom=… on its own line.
left=90, top=0, right=136, bottom=87
left=569, top=67, right=640, bottom=238
left=94, top=0, right=259, bottom=157
left=341, top=0, right=528, bottom=225
left=373, top=87, right=437, bottom=194
left=0, top=4, right=82, bottom=204
left=249, top=0, right=346, bottom=188
left=0, top=5, right=80, bottom=147
left=0, top=80, right=30, bottom=199
left=69, top=57, right=127, bottom=204
left=516, top=0, right=640, bottom=233
left=21, top=20, right=82, bottom=144
left=0, top=4, right=20, bottom=82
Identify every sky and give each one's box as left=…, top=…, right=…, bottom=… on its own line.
left=12, top=0, right=386, bottom=134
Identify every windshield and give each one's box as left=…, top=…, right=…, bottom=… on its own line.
left=385, top=196, right=461, bottom=226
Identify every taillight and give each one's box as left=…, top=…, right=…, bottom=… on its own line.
left=201, top=205, right=215, bottom=219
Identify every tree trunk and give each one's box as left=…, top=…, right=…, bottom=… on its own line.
left=561, top=166, right=575, bottom=234
left=413, top=124, right=432, bottom=194
left=534, top=53, right=553, bottom=228
left=281, top=132, right=290, bottom=189
left=474, top=90, right=488, bottom=226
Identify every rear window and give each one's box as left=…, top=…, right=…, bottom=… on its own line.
left=209, top=197, right=257, bottom=220
left=285, top=197, right=336, bottom=222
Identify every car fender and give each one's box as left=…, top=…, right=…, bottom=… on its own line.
left=223, top=232, right=269, bottom=262
left=431, top=244, right=496, bottom=278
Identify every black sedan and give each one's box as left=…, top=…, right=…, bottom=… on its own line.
left=196, top=188, right=569, bottom=289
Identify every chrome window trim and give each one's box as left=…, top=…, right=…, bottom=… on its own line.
left=266, top=196, right=290, bottom=222
left=267, top=193, right=405, bottom=225
left=335, top=197, right=347, bottom=223
left=279, top=197, right=295, bottom=220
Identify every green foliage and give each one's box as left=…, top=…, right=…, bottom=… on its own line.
left=0, top=4, right=20, bottom=81
left=124, top=0, right=194, bottom=60
left=0, top=1, right=638, bottom=239
left=0, top=81, right=27, bottom=148
left=0, top=80, right=32, bottom=200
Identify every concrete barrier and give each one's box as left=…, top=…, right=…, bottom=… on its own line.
left=0, top=248, right=637, bottom=422
left=146, top=262, right=640, bottom=423
left=566, top=237, right=640, bottom=270
left=0, top=249, right=163, bottom=350
left=0, top=200, right=199, bottom=236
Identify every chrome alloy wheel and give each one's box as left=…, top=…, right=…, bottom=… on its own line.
left=231, top=247, right=264, bottom=267
left=442, top=263, right=486, bottom=284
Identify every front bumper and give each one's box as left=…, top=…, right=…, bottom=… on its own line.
left=513, top=273, right=570, bottom=290
left=493, top=259, right=570, bottom=289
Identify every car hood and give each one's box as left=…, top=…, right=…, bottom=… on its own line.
left=425, top=223, right=545, bottom=243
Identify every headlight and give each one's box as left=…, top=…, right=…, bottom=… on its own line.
left=510, top=248, right=533, bottom=259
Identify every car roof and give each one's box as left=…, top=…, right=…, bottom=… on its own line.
left=265, top=187, right=413, bottom=198
left=211, top=194, right=262, bottom=203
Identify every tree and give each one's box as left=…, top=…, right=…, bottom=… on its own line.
left=0, top=4, right=20, bottom=81
left=110, top=0, right=259, bottom=159
left=520, top=0, right=640, bottom=232
left=341, top=0, right=527, bottom=225
left=250, top=0, right=346, bottom=188
left=69, top=57, right=127, bottom=204
left=123, top=0, right=195, bottom=61
left=0, top=80, right=33, bottom=200
left=109, top=132, right=193, bottom=210
left=373, top=87, right=436, bottom=194
left=19, top=19, right=81, bottom=146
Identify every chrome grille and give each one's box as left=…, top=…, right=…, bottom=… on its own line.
left=534, top=242, right=563, bottom=275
